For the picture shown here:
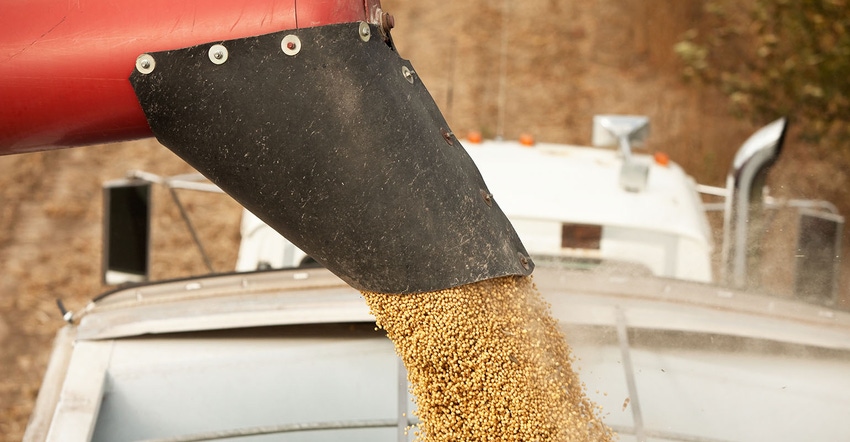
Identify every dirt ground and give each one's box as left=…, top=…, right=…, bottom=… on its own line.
left=1, top=1, right=844, bottom=440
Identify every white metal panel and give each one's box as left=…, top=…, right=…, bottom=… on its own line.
left=44, top=340, right=113, bottom=442
left=30, top=268, right=850, bottom=441
left=23, top=327, right=76, bottom=442
left=235, top=210, right=306, bottom=271
left=632, top=347, right=850, bottom=441
left=91, top=333, right=406, bottom=442
left=463, top=140, right=714, bottom=282
left=571, top=342, right=850, bottom=441
left=76, top=269, right=372, bottom=340
left=463, top=141, right=710, bottom=243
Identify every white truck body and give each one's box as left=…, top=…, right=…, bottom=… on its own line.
left=25, top=120, right=850, bottom=441
left=238, top=138, right=713, bottom=283
left=26, top=267, right=850, bottom=442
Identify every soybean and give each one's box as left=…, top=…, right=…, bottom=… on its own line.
left=363, top=275, right=615, bottom=441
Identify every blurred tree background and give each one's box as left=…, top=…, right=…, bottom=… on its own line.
left=676, top=0, right=850, bottom=301
left=676, top=0, right=849, bottom=148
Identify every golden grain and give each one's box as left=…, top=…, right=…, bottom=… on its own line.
left=363, top=275, right=615, bottom=441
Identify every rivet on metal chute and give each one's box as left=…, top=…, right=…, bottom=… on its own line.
left=135, top=54, right=156, bottom=74
left=480, top=189, right=493, bottom=207
left=208, top=44, right=229, bottom=64
left=401, top=65, right=414, bottom=84
left=358, top=22, right=371, bottom=42
left=440, top=128, right=454, bottom=146
left=281, top=35, right=301, bottom=56
left=518, top=253, right=531, bottom=270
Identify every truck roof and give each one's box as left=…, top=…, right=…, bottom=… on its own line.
left=464, top=139, right=714, bottom=281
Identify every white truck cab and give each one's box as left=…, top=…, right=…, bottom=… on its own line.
left=237, top=116, right=714, bottom=283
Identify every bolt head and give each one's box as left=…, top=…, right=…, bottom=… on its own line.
left=382, top=12, right=396, bottom=30
left=402, top=66, right=414, bottom=83
left=358, top=22, right=371, bottom=42
left=518, top=253, right=531, bottom=270
left=281, top=35, right=301, bottom=55
left=441, top=128, right=455, bottom=146
left=208, top=45, right=229, bottom=64
left=480, top=189, right=493, bottom=206
left=135, top=54, right=156, bottom=74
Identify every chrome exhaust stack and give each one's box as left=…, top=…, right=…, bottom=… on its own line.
left=720, top=118, right=787, bottom=288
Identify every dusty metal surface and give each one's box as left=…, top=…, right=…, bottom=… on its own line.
left=25, top=266, right=850, bottom=441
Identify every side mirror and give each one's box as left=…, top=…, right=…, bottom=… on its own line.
left=103, top=179, right=151, bottom=285
left=592, top=115, right=651, bottom=192
left=592, top=115, right=650, bottom=151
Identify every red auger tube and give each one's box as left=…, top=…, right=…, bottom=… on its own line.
left=0, top=0, right=380, bottom=154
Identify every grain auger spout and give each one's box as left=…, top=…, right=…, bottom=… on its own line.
left=131, top=21, right=533, bottom=293
left=0, top=0, right=533, bottom=294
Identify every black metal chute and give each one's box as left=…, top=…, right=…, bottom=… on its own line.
left=130, top=22, right=532, bottom=294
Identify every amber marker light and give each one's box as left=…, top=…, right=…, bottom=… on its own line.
left=654, top=151, right=670, bottom=167
left=519, top=133, right=535, bottom=147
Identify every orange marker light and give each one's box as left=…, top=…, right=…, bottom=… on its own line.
left=519, top=133, right=535, bottom=147
left=654, top=151, right=670, bottom=167
left=467, top=131, right=483, bottom=144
